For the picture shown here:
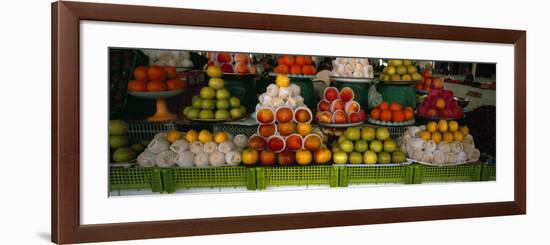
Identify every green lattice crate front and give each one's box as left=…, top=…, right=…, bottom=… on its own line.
left=162, top=167, right=256, bottom=193
left=109, top=167, right=163, bottom=192
left=339, top=165, right=414, bottom=187
left=213, top=124, right=258, bottom=137
left=256, top=166, right=339, bottom=190
left=481, top=165, right=496, bottom=181
left=127, top=121, right=176, bottom=141
left=413, top=164, right=482, bottom=183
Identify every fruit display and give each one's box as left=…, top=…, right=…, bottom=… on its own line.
left=416, top=89, right=464, bottom=119
left=257, top=74, right=305, bottom=109
left=273, top=55, right=317, bottom=76
left=315, top=87, right=367, bottom=125
left=331, top=58, right=374, bottom=78
left=379, top=59, right=422, bottom=82
left=368, top=101, right=415, bottom=126
left=397, top=120, right=480, bottom=165
left=206, top=52, right=256, bottom=75
left=142, top=50, right=194, bottom=68
left=109, top=120, right=146, bottom=163
left=182, top=66, right=246, bottom=121
left=331, top=127, right=407, bottom=164
left=137, top=129, right=247, bottom=168
left=414, top=68, right=444, bottom=91
left=128, top=65, right=187, bottom=92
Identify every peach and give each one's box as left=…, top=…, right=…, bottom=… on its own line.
left=294, top=107, right=312, bottom=123
left=347, top=112, right=363, bottom=123
left=276, top=106, right=293, bottom=123
left=344, top=101, right=360, bottom=113
left=248, top=134, right=267, bottom=151
left=313, top=148, right=332, bottom=164
left=234, top=53, right=250, bottom=64
left=286, top=134, right=303, bottom=151
left=332, top=110, right=347, bottom=124
left=339, top=87, right=355, bottom=102
left=267, top=135, right=286, bottom=153
left=330, top=99, right=345, bottom=112
left=258, top=123, right=276, bottom=137
left=318, top=111, right=332, bottom=123
left=303, top=134, right=322, bottom=152
left=317, top=99, right=331, bottom=112
left=235, top=63, right=249, bottom=74
left=256, top=107, right=275, bottom=124
left=358, top=110, right=367, bottom=121
left=277, top=122, right=296, bottom=136
left=216, top=53, right=233, bottom=63
left=260, top=150, right=277, bottom=166
left=323, top=87, right=339, bottom=101
left=220, top=63, right=233, bottom=73
left=277, top=150, right=295, bottom=166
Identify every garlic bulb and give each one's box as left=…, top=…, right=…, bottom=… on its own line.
left=259, top=94, right=273, bottom=107
left=203, top=141, right=218, bottom=154
left=137, top=151, right=156, bottom=168
left=193, top=152, right=210, bottom=168
left=266, top=84, right=279, bottom=97
left=278, top=87, right=292, bottom=100
left=170, top=139, right=189, bottom=153
left=154, top=132, right=167, bottom=140
left=450, top=141, right=464, bottom=153
left=437, top=141, right=451, bottom=153
left=432, top=150, right=446, bottom=165
left=225, top=151, right=242, bottom=166
left=446, top=152, right=458, bottom=164
left=289, top=84, right=301, bottom=97
left=409, top=138, right=426, bottom=151
left=218, top=141, right=236, bottom=154
left=456, top=151, right=468, bottom=163
left=189, top=141, right=204, bottom=154
left=466, top=148, right=480, bottom=161
left=407, top=126, right=421, bottom=137
left=175, top=151, right=195, bottom=168
left=155, top=151, right=177, bottom=168
left=233, top=134, right=248, bottom=149
left=209, top=152, right=225, bottom=167
left=424, top=140, right=437, bottom=153
left=271, top=97, right=284, bottom=108
left=421, top=151, right=433, bottom=163
left=147, top=138, right=170, bottom=154
left=411, top=149, right=423, bottom=161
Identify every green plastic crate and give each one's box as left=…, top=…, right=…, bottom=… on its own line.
left=109, top=167, right=163, bottom=192
left=412, top=163, right=482, bottom=183
left=256, top=166, right=339, bottom=190
left=481, top=165, right=496, bottom=181
left=213, top=123, right=258, bottom=137
left=339, top=165, right=415, bottom=187
left=162, top=166, right=257, bottom=193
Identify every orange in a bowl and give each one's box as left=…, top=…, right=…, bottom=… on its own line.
left=163, top=65, right=177, bottom=79
left=282, top=55, right=295, bottom=66
left=147, top=80, right=167, bottom=92
left=147, top=65, right=167, bottom=81
left=133, top=66, right=148, bottom=82
left=166, top=79, right=186, bottom=90
left=128, top=80, right=147, bottom=92
left=290, top=64, right=302, bottom=74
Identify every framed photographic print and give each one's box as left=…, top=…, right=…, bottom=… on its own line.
left=52, top=1, right=526, bottom=244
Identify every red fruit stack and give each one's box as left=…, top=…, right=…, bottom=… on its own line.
left=417, top=89, right=464, bottom=119
left=315, top=87, right=366, bottom=124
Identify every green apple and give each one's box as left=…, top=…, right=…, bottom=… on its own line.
left=363, top=150, right=377, bottom=164
left=238, top=105, right=247, bottom=114
left=331, top=143, right=340, bottom=153
left=230, top=108, right=243, bottom=119
left=332, top=150, right=348, bottom=164
left=201, top=99, right=215, bottom=110
left=376, top=127, right=390, bottom=141
left=215, top=110, right=230, bottom=120
left=192, top=95, right=201, bottom=103
left=383, top=139, right=397, bottom=153
left=199, top=110, right=214, bottom=119
left=378, top=152, right=391, bottom=164
left=186, top=108, right=200, bottom=119
left=130, top=143, right=145, bottom=152
left=191, top=97, right=203, bottom=108
left=361, top=127, right=376, bottom=141
left=392, top=151, right=406, bottom=163
left=216, top=88, right=231, bottom=100
left=339, top=139, right=354, bottom=153
left=216, top=99, right=230, bottom=110
left=183, top=106, right=192, bottom=116
left=337, top=135, right=347, bottom=144
left=208, top=77, right=225, bottom=89
left=349, top=152, right=363, bottom=164
left=199, top=86, right=216, bottom=99
left=112, top=147, right=136, bottom=163
left=110, top=135, right=129, bottom=148
left=229, top=96, right=241, bottom=108
left=369, top=140, right=383, bottom=153
left=108, top=120, right=128, bottom=136
left=344, top=127, right=361, bottom=141
left=354, top=140, right=368, bottom=152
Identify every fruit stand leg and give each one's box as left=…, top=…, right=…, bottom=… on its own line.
left=150, top=168, right=164, bottom=193
left=338, top=166, right=348, bottom=187
left=405, top=165, right=415, bottom=184
left=247, top=167, right=257, bottom=190
left=161, top=169, right=176, bottom=193
left=412, top=164, right=423, bottom=184
left=147, top=98, right=177, bottom=122
left=256, top=167, right=266, bottom=190
left=330, top=166, right=340, bottom=187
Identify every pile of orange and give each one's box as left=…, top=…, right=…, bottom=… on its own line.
left=370, top=102, right=414, bottom=122
left=274, top=55, right=317, bottom=75
left=128, top=65, right=187, bottom=92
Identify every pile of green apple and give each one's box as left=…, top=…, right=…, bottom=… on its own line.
left=182, top=66, right=246, bottom=121
left=331, top=126, right=407, bottom=164
left=109, top=120, right=146, bottom=163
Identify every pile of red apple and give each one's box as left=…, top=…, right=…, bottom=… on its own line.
left=415, top=69, right=444, bottom=91
left=206, top=52, right=256, bottom=75
left=315, top=87, right=367, bottom=124
left=417, top=89, right=464, bottom=119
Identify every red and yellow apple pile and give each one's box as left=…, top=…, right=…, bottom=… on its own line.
left=206, top=52, right=256, bottom=75
left=417, top=89, right=464, bottom=119
left=331, top=127, right=407, bottom=164
left=315, top=87, right=367, bottom=124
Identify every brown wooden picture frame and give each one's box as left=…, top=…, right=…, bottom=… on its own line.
left=52, top=1, right=526, bottom=244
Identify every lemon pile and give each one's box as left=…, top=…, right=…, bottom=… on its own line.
left=417, top=120, right=469, bottom=143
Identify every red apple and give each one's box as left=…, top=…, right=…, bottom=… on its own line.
left=267, top=135, right=285, bottom=153
left=330, top=99, right=345, bottom=112
left=317, top=99, right=331, bottom=112
left=339, top=87, right=355, bottom=102
left=256, top=108, right=275, bottom=123
left=248, top=135, right=267, bottom=151
left=332, top=110, right=347, bottom=123
left=286, top=134, right=303, bottom=151
left=294, top=107, right=312, bottom=123
left=220, top=63, right=233, bottom=73
left=323, top=87, right=339, bottom=101
left=348, top=112, right=362, bottom=123
left=260, top=150, right=276, bottom=166
left=275, top=106, right=293, bottom=123
left=217, top=53, right=233, bottom=63
left=277, top=150, right=295, bottom=166
left=318, top=111, right=332, bottom=123
left=426, top=108, right=438, bottom=118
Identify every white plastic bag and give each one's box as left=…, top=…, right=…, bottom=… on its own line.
left=368, top=84, right=383, bottom=109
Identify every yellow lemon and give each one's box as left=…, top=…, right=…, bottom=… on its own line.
left=448, top=120, right=459, bottom=132
left=438, top=120, right=448, bottom=133
left=198, top=129, right=213, bottom=144
left=459, top=126, right=469, bottom=136
left=426, top=121, right=438, bottom=133
left=431, top=131, right=442, bottom=144
left=214, top=132, right=228, bottom=144
left=418, top=130, right=431, bottom=141
left=185, top=129, right=198, bottom=143
left=275, top=74, right=290, bottom=87
left=453, top=131, right=464, bottom=142
left=296, top=123, right=312, bottom=136
left=166, top=130, right=182, bottom=143
left=443, top=132, right=454, bottom=143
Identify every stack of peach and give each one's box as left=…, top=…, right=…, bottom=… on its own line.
left=316, top=87, right=367, bottom=124
left=242, top=106, right=331, bottom=166
left=206, top=52, right=256, bottom=75
left=415, top=69, right=444, bottom=91
left=274, top=55, right=317, bottom=75
left=128, top=65, right=187, bottom=92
